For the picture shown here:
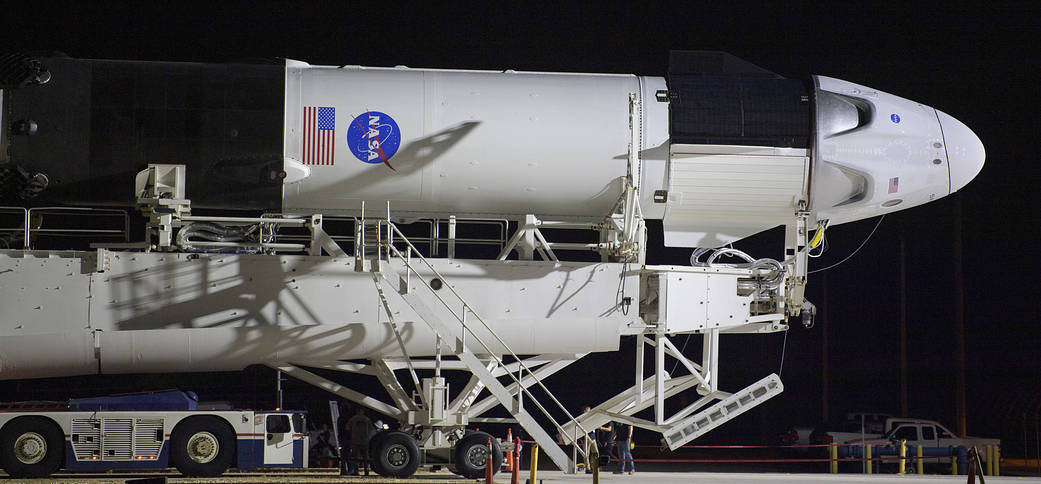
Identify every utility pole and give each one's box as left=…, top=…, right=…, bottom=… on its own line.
left=954, top=195, right=967, bottom=436
left=821, top=271, right=829, bottom=423
left=276, top=369, right=284, bottom=410
left=900, top=233, right=908, bottom=417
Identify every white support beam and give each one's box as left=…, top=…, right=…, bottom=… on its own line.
left=635, top=335, right=644, bottom=405
left=491, top=355, right=563, bottom=377
left=703, top=329, right=719, bottom=392
left=448, top=361, right=497, bottom=414
left=382, top=359, right=471, bottom=371
left=269, top=363, right=402, bottom=418
left=372, top=359, right=419, bottom=412
left=467, top=355, right=582, bottom=418
left=310, top=218, right=347, bottom=258
left=532, top=227, right=558, bottom=262
left=656, top=333, right=666, bottom=425
left=286, top=361, right=376, bottom=375
left=661, top=336, right=709, bottom=389
left=662, top=392, right=730, bottom=426
left=518, top=215, right=537, bottom=260
left=559, top=374, right=701, bottom=444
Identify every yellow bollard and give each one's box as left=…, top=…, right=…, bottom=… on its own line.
left=829, top=443, right=838, bottom=474
left=986, top=445, right=993, bottom=476
left=590, top=441, right=599, bottom=484
left=995, top=446, right=1000, bottom=476
left=916, top=445, right=923, bottom=475
left=865, top=444, right=872, bottom=474
left=898, top=439, right=906, bottom=475
left=530, top=443, right=539, bottom=484
left=951, top=451, right=957, bottom=475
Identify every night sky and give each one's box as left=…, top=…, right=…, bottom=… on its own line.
left=2, top=1, right=1039, bottom=456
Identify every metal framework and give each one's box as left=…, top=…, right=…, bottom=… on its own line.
left=0, top=95, right=817, bottom=476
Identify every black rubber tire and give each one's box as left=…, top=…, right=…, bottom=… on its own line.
left=367, top=428, right=392, bottom=453
left=371, top=431, right=420, bottom=478
left=0, top=417, right=63, bottom=478
left=453, top=431, right=502, bottom=479
left=169, top=416, right=235, bottom=477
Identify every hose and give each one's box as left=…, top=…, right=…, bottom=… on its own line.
left=690, top=247, right=786, bottom=292
left=176, top=222, right=261, bottom=252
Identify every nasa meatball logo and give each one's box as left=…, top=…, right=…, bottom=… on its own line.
left=890, top=113, right=901, bottom=124
left=347, top=111, right=401, bottom=169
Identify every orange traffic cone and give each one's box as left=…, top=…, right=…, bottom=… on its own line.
left=505, top=429, right=514, bottom=472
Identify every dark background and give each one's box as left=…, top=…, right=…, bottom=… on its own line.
left=2, top=1, right=1039, bottom=457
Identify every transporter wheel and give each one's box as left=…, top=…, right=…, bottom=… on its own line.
left=169, top=416, right=235, bottom=477
left=371, top=431, right=420, bottom=478
left=453, top=431, right=502, bottom=479
left=0, top=416, right=63, bottom=478
left=367, top=428, right=392, bottom=453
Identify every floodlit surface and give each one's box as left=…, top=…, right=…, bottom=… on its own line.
left=527, top=471, right=1041, bottom=483
left=6, top=471, right=1041, bottom=482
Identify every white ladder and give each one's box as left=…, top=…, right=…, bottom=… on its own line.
left=361, top=216, right=586, bottom=473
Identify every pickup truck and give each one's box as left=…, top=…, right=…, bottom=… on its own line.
left=830, top=418, right=1000, bottom=458
left=874, top=418, right=999, bottom=450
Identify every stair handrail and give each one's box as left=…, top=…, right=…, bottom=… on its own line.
left=380, top=218, right=592, bottom=450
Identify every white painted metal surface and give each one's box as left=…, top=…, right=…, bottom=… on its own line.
left=282, top=62, right=669, bottom=221
left=262, top=415, right=294, bottom=465
left=810, top=76, right=981, bottom=225
left=0, top=250, right=636, bottom=379
left=274, top=61, right=985, bottom=248
left=0, top=411, right=251, bottom=462
left=663, top=145, right=809, bottom=248
left=661, top=374, right=783, bottom=450
left=654, top=266, right=757, bottom=333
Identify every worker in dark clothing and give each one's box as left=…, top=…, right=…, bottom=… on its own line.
left=610, top=421, right=635, bottom=475
left=346, top=407, right=372, bottom=475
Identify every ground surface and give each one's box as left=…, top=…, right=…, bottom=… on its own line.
left=528, top=471, right=1041, bottom=483
left=1, top=470, right=1038, bottom=484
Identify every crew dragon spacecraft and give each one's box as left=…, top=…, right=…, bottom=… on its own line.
left=0, top=51, right=984, bottom=476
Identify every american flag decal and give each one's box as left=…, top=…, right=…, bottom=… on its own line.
left=303, top=106, right=335, bottom=165
left=888, top=177, right=899, bottom=194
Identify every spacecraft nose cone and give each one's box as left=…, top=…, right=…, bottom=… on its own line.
left=936, top=109, right=985, bottom=193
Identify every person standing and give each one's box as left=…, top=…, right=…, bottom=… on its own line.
left=346, top=407, right=372, bottom=475
left=611, top=421, right=635, bottom=475
left=579, top=406, right=599, bottom=474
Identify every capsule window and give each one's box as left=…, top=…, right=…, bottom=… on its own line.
left=816, top=91, right=873, bottom=138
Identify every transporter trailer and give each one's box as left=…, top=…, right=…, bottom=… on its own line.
left=0, top=391, right=309, bottom=478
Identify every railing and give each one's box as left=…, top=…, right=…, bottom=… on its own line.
left=378, top=218, right=591, bottom=460
left=0, top=206, right=28, bottom=248
left=0, top=206, right=130, bottom=249
left=269, top=215, right=509, bottom=258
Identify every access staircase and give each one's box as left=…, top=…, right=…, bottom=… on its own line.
left=353, top=212, right=586, bottom=473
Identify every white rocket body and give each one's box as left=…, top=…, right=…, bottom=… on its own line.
left=282, top=62, right=668, bottom=221
left=279, top=61, right=983, bottom=247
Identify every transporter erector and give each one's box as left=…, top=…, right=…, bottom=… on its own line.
left=0, top=51, right=983, bottom=478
